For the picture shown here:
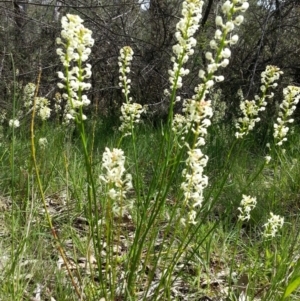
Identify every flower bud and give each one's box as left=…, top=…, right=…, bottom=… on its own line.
left=225, top=21, right=234, bottom=32
left=230, top=35, right=239, bottom=44
left=222, top=1, right=232, bottom=14
left=210, top=40, right=218, bottom=49
left=215, top=29, right=222, bottom=40
left=240, top=2, right=249, bottom=12
left=221, top=48, right=231, bottom=58
left=220, top=59, right=229, bottom=67
left=215, top=75, right=224, bottom=82
left=198, top=70, right=206, bottom=78
left=234, top=15, right=244, bottom=26
left=215, top=16, right=223, bottom=26
left=205, top=52, right=213, bottom=61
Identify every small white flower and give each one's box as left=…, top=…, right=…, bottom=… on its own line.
left=215, top=16, right=223, bottom=26
left=198, top=69, right=206, bottom=78
left=221, top=48, right=231, bottom=58
left=35, top=97, right=52, bottom=121
left=222, top=0, right=232, bottom=14
left=210, top=39, right=218, bottom=49
left=188, top=210, right=197, bottom=224
left=234, top=15, right=244, bottom=25
left=39, top=138, right=48, bottom=149
left=240, top=2, right=249, bottom=12
left=220, top=59, right=229, bottom=67
left=207, top=63, right=218, bottom=73
left=225, top=21, right=234, bottom=31
left=39, top=106, right=51, bottom=121
left=215, top=29, right=222, bottom=39
left=215, top=75, right=224, bottom=82
left=9, top=119, right=20, bottom=128
left=172, top=114, right=187, bottom=133
left=205, top=52, right=213, bottom=61
left=265, top=155, right=271, bottom=164
left=57, top=72, right=65, bottom=79
left=229, top=34, right=239, bottom=45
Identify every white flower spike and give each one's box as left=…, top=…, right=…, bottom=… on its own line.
left=274, top=86, right=300, bottom=146
left=56, top=14, right=94, bottom=122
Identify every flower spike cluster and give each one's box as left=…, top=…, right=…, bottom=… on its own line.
left=238, top=195, right=257, bottom=221
left=235, top=65, right=283, bottom=139
left=177, top=0, right=249, bottom=225
left=166, top=0, right=204, bottom=99
left=118, top=46, right=134, bottom=99
left=99, top=148, right=133, bottom=215
left=182, top=0, right=249, bottom=134
left=35, top=97, right=52, bottom=121
left=23, top=83, right=52, bottom=121
left=197, top=0, right=249, bottom=88
left=23, top=83, right=36, bottom=108
left=118, top=46, right=145, bottom=136
left=181, top=146, right=209, bottom=224
left=263, top=212, right=284, bottom=238
left=179, top=99, right=213, bottom=225
left=56, top=14, right=94, bottom=122
left=274, top=86, right=300, bottom=146
left=174, top=0, right=249, bottom=137
left=119, top=103, right=145, bottom=136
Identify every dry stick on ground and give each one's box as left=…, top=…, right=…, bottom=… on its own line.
left=0, top=47, right=5, bottom=78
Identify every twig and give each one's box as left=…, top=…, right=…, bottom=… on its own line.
left=0, top=47, right=5, bottom=78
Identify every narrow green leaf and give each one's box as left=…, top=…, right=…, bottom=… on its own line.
left=283, top=276, right=300, bottom=299
left=266, top=248, right=272, bottom=259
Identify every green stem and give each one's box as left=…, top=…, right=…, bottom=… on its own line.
left=30, top=67, right=82, bottom=299
left=10, top=52, right=16, bottom=300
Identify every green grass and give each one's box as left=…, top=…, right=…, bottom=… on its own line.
left=0, top=120, right=299, bottom=300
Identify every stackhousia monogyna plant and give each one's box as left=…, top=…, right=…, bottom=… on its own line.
left=26, top=0, right=300, bottom=299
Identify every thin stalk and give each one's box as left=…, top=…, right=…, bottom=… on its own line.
left=9, top=53, right=17, bottom=299
left=125, top=136, right=186, bottom=297
left=76, top=112, right=107, bottom=297
left=227, top=222, right=243, bottom=297
left=30, top=66, right=82, bottom=299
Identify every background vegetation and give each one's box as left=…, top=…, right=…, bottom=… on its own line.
left=1, top=0, right=300, bottom=119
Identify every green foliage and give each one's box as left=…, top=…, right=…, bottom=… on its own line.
left=283, top=276, right=300, bottom=300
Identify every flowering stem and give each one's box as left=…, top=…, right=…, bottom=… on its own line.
left=125, top=140, right=188, bottom=296
left=30, top=67, right=82, bottom=299
left=9, top=53, right=17, bottom=299
left=167, top=52, right=188, bottom=128
left=206, top=138, right=240, bottom=208
left=227, top=222, right=243, bottom=297
left=77, top=117, right=106, bottom=288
